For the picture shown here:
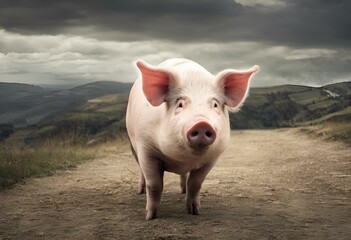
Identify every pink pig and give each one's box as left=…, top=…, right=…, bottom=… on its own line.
left=126, top=58, right=259, bottom=220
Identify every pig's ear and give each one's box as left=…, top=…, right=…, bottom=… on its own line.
left=216, top=65, right=259, bottom=111
left=136, top=60, right=173, bottom=106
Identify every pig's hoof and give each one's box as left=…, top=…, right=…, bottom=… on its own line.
left=146, top=209, right=159, bottom=220
left=187, top=203, right=201, bottom=215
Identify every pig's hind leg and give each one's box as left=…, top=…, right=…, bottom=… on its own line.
left=138, top=169, right=146, bottom=194
left=180, top=173, right=188, bottom=194
left=130, top=143, right=146, bottom=194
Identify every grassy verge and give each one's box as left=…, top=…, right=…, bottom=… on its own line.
left=0, top=93, right=131, bottom=189
left=0, top=140, right=95, bottom=189
left=300, top=121, right=351, bottom=145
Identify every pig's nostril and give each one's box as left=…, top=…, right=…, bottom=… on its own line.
left=205, top=131, right=212, bottom=138
left=191, top=131, right=199, bottom=137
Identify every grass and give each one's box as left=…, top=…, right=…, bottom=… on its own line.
left=307, top=99, right=339, bottom=111
left=323, top=121, right=351, bottom=144
left=300, top=115, right=351, bottom=145
left=0, top=136, right=96, bottom=189
left=0, top=93, right=130, bottom=189
left=251, top=85, right=311, bottom=94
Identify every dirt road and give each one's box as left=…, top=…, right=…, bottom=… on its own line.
left=0, top=129, right=350, bottom=240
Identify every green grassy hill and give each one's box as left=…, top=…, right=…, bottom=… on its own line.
left=230, top=82, right=351, bottom=129
left=4, top=93, right=129, bottom=147
left=0, top=81, right=132, bottom=127
left=1, top=81, right=350, bottom=146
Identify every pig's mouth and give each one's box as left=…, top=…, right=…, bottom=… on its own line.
left=188, top=144, right=211, bottom=155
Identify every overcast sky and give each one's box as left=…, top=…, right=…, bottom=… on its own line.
left=0, top=0, right=350, bottom=87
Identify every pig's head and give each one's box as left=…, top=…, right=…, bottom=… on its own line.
left=136, top=59, right=259, bottom=161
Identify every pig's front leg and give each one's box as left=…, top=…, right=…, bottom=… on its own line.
left=139, top=155, right=164, bottom=220
left=186, top=161, right=216, bottom=215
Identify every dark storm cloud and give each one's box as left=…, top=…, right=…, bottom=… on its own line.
left=0, top=0, right=350, bottom=87
left=0, top=0, right=241, bottom=34
left=0, top=0, right=350, bottom=48
left=256, top=0, right=351, bottom=48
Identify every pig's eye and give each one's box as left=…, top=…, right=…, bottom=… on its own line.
left=213, top=101, right=219, bottom=108
left=212, top=100, right=221, bottom=114
left=176, top=99, right=185, bottom=111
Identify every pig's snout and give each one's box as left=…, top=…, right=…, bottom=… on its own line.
left=186, top=121, right=216, bottom=148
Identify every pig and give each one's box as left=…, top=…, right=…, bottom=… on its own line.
left=126, top=58, right=259, bottom=220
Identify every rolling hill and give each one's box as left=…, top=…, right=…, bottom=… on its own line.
left=230, top=82, right=351, bottom=129
left=1, top=81, right=350, bottom=146
left=0, top=81, right=132, bottom=127
left=3, top=93, right=130, bottom=147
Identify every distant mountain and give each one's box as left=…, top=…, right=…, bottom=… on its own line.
left=0, top=82, right=44, bottom=94
left=0, top=81, right=132, bottom=127
left=71, top=81, right=131, bottom=92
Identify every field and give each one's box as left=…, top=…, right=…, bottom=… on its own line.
left=230, top=82, right=351, bottom=129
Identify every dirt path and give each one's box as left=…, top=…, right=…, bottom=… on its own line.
left=1, top=129, right=350, bottom=240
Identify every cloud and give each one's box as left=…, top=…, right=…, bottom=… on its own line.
left=285, top=49, right=337, bottom=60
left=0, top=30, right=182, bottom=85
left=236, top=0, right=286, bottom=7
left=1, top=29, right=349, bottom=88
left=0, top=0, right=350, bottom=48
left=0, top=0, right=350, bottom=87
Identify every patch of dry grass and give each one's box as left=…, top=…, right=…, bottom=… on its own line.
left=300, top=121, right=351, bottom=145
left=0, top=137, right=95, bottom=189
